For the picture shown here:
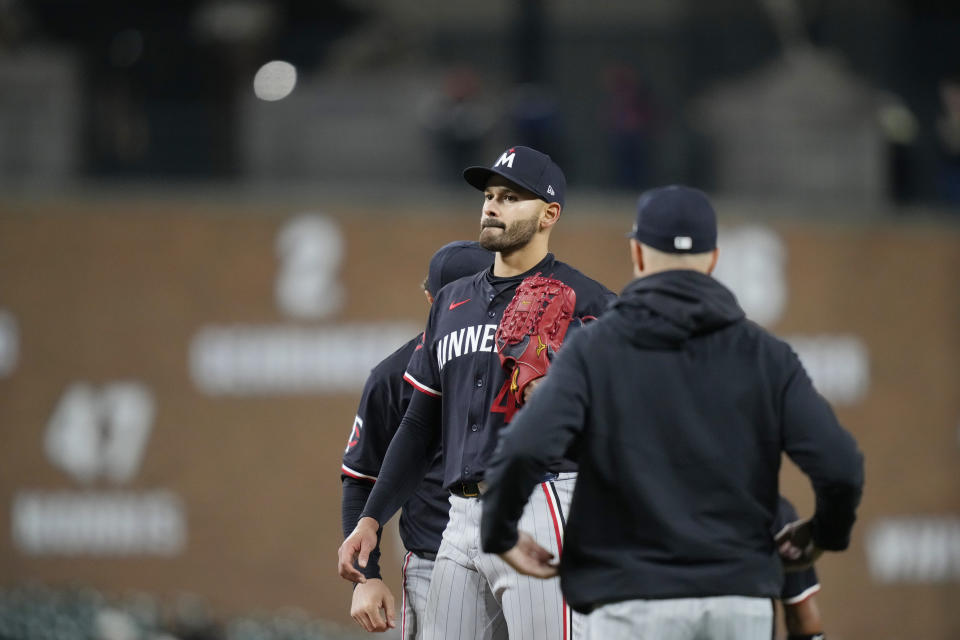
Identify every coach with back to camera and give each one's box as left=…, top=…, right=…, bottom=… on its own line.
left=480, top=185, right=864, bottom=639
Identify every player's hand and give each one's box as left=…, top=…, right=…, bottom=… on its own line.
left=522, top=377, right=542, bottom=404
left=499, top=531, right=558, bottom=579
left=338, top=517, right=380, bottom=584
left=775, top=517, right=823, bottom=572
left=350, top=578, right=396, bottom=632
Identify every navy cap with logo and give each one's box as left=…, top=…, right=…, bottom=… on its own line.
left=463, top=145, right=566, bottom=209
left=427, top=241, right=495, bottom=297
left=628, top=185, right=718, bottom=254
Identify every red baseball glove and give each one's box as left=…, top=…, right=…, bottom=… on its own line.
left=495, top=274, right=577, bottom=407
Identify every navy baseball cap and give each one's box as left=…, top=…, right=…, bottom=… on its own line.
left=628, top=185, right=717, bottom=254
left=427, top=241, right=494, bottom=296
left=463, top=146, right=566, bottom=209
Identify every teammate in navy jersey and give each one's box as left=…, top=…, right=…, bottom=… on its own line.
left=341, top=241, right=494, bottom=636
left=775, top=497, right=826, bottom=640
left=339, top=145, right=616, bottom=640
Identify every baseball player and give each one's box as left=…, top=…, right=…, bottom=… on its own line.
left=775, top=497, right=826, bottom=640
left=341, top=241, right=494, bottom=637
left=478, top=185, right=863, bottom=639
left=339, top=145, right=616, bottom=640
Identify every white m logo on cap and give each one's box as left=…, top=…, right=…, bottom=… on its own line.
left=494, top=152, right=516, bottom=168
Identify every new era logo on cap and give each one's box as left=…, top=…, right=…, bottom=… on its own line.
left=462, top=145, right=566, bottom=208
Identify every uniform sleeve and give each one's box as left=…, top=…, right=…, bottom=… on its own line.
left=775, top=497, right=821, bottom=603
left=361, top=309, right=444, bottom=527
left=590, top=288, right=619, bottom=318
left=403, top=305, right=442, bottom=398
left=341, top=370, right=403, bottom=481
left=480, top=331, right=591, bottom=553
left=360, top=387, right=443, bottom=526
left=575, top=281, right=617, bottom=321
left=340, top=361, right=408, bottom=580
left=341, top=477, right=383, bottom=580
left=781, top=565, right=821, bottom=605
left=780, top=349, right=865, bottom=551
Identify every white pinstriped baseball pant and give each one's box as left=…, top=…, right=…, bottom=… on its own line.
left=400, top=551, right=434, bottom=640
left=422, top=473, right=582, bottom=640
left=585, top=595, right=774, bottom=640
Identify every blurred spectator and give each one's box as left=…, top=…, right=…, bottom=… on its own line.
left=508, top=82, right=563, bottom=161
left=418, top=66, right=497, bottom=183
left=877, top=94, right=920, bottom=205
left=935, top=73, right=960, bottom=207
left=600, top=64, right=657, bottom=190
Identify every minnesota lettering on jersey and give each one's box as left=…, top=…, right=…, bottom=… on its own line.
left=436, top=324, right=499, bottom=370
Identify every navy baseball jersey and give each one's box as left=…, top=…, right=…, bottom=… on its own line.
left=341, top=334, right=450, bottom=558
left=775, top=496, right=821, bottom=604
left=403, top=253, right=616, bottom=488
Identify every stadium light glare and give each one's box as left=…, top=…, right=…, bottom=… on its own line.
left=253, top=60, right=297, bottom=102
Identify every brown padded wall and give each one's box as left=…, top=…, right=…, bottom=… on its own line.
left=0, top=201, right=957, bottom=637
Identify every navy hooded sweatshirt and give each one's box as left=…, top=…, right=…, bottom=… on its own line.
left=480, top=269, right=864, bottom=613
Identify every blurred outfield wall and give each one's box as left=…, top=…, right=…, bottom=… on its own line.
left=0, top=195, right=958, bottom=638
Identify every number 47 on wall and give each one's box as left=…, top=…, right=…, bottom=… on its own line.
left=43, top=382, right=155, bottom=486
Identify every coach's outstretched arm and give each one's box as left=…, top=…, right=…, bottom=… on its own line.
left=480, top=336, right=590, bottom=576
left=337, top=391, right=441, bottom=583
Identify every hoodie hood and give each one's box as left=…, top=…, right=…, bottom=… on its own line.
left=612, top=270, right=745, bottom=348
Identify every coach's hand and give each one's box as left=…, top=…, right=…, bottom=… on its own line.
left=499, top=531, right=558, bottom=579
left=775, top=517, right=823, bottom=572
left=339, top=516, right=380, bottom=583
left=351, top=578, right=396, bottom=632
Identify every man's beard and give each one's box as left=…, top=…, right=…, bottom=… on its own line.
left=479, top=213, right=539, bottom=254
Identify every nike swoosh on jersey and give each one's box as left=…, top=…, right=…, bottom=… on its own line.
left=449, top=299, right=471, bottom=310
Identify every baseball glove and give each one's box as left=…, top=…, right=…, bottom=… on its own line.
left=495, top=274, right=577, bottom=407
